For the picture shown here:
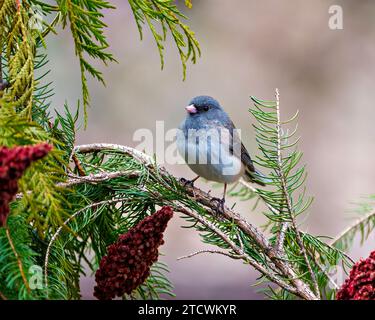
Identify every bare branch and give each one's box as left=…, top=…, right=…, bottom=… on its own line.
left=177, top=249, right=245, bottom=261
left=15, top=171, right=141, bottom=199
left=73, top=143, right=154, bottom=166
left=61, top=171, right=141, bottom=188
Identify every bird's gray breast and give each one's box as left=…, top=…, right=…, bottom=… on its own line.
left=177, top=118, right=244, bottom=183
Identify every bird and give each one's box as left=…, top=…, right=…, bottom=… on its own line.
left=177, top=95, right=266, bottom=212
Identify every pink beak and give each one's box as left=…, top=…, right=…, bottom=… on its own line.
left=185, top=104, right=197, bottom=114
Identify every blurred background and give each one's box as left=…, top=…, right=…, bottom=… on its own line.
left=46, top=0, right=375, bottom=299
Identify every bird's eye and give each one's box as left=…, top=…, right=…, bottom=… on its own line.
left=203, top=106, right=210, bottom=111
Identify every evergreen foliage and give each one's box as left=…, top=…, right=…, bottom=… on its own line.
left=128, top=0, right=200, bottom=78
left=331, top=195, right=375, bottom=252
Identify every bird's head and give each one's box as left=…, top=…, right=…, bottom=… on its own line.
left=185, top=96, right=223, bottom=116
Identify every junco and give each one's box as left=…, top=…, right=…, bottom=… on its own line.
left=177, top=95, right=266, bottom=210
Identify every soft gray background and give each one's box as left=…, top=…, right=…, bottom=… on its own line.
left=46, top=0, right=375, bottom=299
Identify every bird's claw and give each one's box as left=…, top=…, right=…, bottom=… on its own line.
left=210, top=197, right=225, bottom=216
left=180, top=177, right=195, bottom=188
left=180, top=178, right=196, bottom=197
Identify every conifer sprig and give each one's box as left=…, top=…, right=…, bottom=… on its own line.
left=57, top=0, right=116, bottom=125
left=331, top=195, right=375, bottom=251
left=1, top=3, right=35, bottom=117
left=249, top=90, right=319, bottom=297
left=128, top=0, right=200, bottom=79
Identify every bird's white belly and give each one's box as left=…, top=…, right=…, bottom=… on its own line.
left=176, top=130, right=244, bottom=183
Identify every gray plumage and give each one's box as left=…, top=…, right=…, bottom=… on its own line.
left=177, top=95, right=265, bottom=187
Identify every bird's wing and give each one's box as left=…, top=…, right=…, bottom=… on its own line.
left=221, top=118, right=255, bottom=172
left=239, top=141, right=256, bottom=173
left=223, top=118, right=266, bottom=186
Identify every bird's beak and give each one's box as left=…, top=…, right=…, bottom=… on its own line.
left=185, top=104, right=197, bottom=114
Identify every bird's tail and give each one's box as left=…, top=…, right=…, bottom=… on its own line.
left=244, top=168, right=270, bottom=187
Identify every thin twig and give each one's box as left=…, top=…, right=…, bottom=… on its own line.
left=276, top=223, right=288, bottom=254
left=274, top=88, right=320, bottom=298
left=71, top=154, right=86, bottom=176
left=330, top=210, right=375, bottom=248
left=237, top=232, right=245, bottom=252
left=15, top=171, right=141, bottom=198
left=174, top=205, right=299, bottom=296
left=5, top=228, right=30, bottom=294
left=62, top=171, right=141, bottom=188
left=178, top=249, right=245, bottom=261
left=73, top=143, right=154, bottom=166
left=0, top=290, right=7, bottom=300
left=18, top=143, right=319, bottom=299
left=274, top=88, right=289, bottom=255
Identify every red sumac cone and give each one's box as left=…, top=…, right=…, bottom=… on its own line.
left=0, top=143, right=52, bottom=226
left=94, top=206, right=174, bottom=300
left=336, top=250, right=375, bottom=300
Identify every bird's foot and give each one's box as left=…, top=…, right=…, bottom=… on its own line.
left=210, top=197, right=226, bottom=216
left=180, top=177, right=195, bottom=188
left=180, top=177, right=197, bottom=198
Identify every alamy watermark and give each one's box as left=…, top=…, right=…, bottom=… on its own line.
left=133, top=121, right=242, bottom=177
left=29, top=265, right=44, bottom=290
left=328, top=5, right=343, bottom=30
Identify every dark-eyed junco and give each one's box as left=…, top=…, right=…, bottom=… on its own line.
left=177, top=95, right=265, bottom=209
